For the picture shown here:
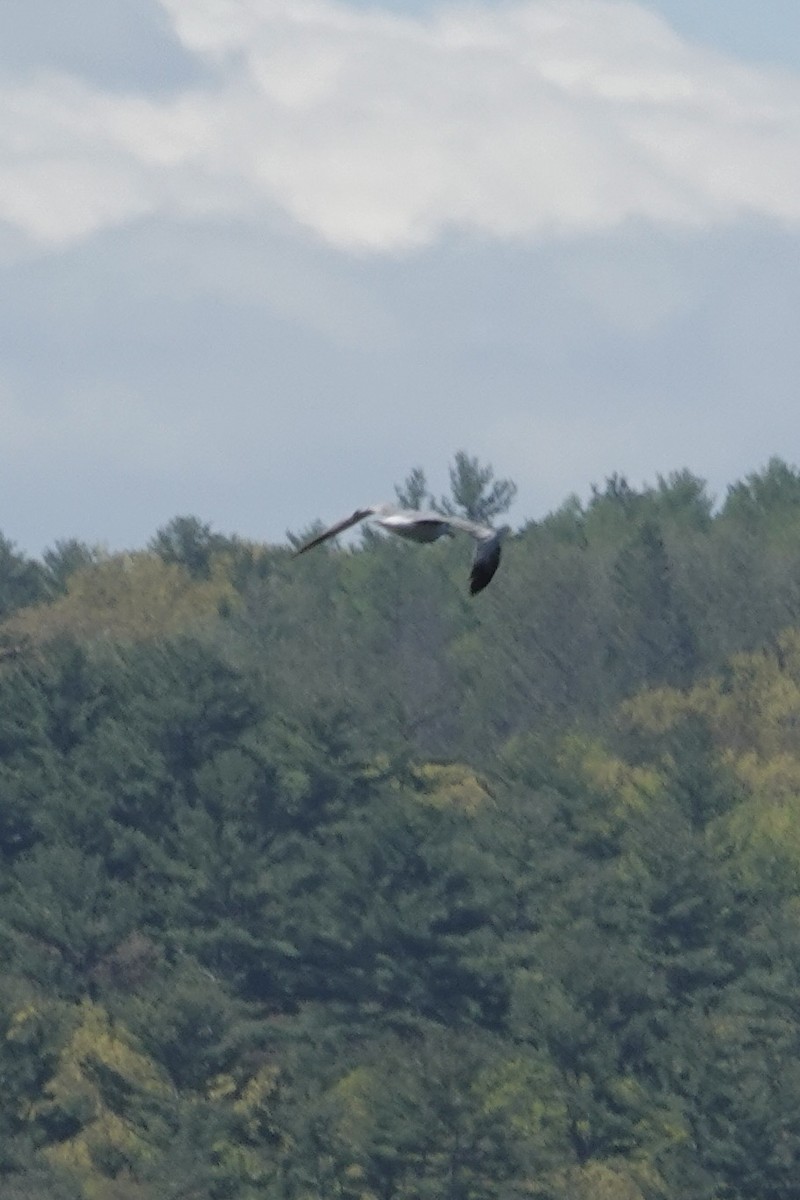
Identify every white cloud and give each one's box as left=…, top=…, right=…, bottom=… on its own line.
left=1, top=1, right=800, bottom=557
left=1, top=0, right=799, bottom=252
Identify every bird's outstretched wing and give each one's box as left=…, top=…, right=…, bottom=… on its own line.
left=445, top=516, right=506, bottom=595
left=292, top=507, right=376, bottom=556
left=469, top=533, right=503, bottom=595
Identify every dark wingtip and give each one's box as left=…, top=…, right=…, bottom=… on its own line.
left=469, top=543, right=501, bottom=595
left=469, top=564, right=493, bottom=595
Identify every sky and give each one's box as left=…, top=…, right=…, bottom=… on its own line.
left=1, top=0, right=799, bottom=554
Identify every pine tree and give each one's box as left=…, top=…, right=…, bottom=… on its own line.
left=439, top=451, right=517, bottom=524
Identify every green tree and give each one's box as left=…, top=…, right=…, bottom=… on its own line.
left=149, top=516, right=228, bottom=580
left=394, top=465, right=433, bottom=511
left=440, top=451, right=517, bottom=524
left=607, top=519, right=697, bottom=691
left=721, top=457, right=800, bottom=532
left=0, top=1161, right=84, bottom=1200
left=0, top=534, right=47, bottom=619
left=42, top=540, right=101, bottom=595
left=650, top=470, right=713, bottom=531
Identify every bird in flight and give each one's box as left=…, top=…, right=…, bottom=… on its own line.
left=292, top=503, right=510, bottom=595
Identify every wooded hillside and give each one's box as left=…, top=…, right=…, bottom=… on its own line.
left=3, top=456, right=800, bottom=1198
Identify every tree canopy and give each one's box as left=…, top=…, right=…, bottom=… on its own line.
left=3, top=455, right=800, bottom=1198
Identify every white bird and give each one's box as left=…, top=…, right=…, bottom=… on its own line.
left=292, top=503, right=510, bottom=595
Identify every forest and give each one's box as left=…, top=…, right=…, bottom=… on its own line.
left=3, top=453, right=800, bottom=1199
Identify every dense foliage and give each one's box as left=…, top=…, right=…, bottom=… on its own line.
left=3, top=458, right=800, bottom=1198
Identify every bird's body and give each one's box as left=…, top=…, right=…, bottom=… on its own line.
left=371, top=506, right=455, bottom=544
left=292, top=503, right=510, bottom=594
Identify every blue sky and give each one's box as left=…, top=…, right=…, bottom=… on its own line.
left=1, top=0, right=799, bottom=554
left=642, top=1, right=800, bottom=69
left=323, top=0, right=800, bottom=69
